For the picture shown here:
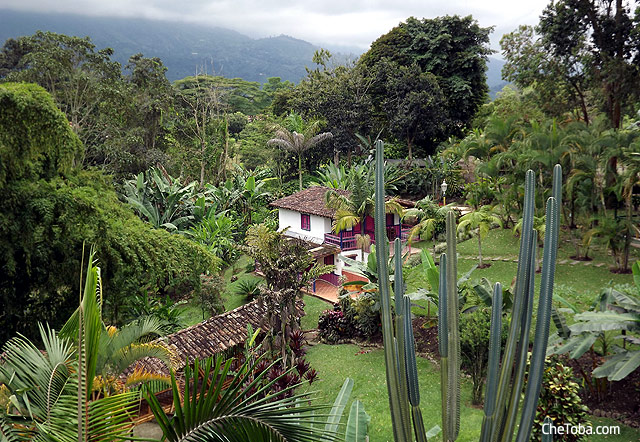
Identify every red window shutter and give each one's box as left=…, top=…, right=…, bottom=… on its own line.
left=301, top=214, right=311, bottom=231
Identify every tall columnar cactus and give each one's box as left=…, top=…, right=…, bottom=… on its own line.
left=374, top=139, right=561, bottom=442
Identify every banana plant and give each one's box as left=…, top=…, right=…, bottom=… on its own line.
left=374, top=137, right=561, bottom=442
left=548, top=272, right=640, bottom=382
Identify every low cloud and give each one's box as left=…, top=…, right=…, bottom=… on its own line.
left=1, top=0, right=550, bottom=51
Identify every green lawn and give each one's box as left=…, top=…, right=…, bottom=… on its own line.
left=304, top=342, right=640, bottom=442
left=222, top=255, right=261, bottom=311
left=313, top=228, right=639, bottom=441
left=176, top=304, right=208, bottom=326
left=305, top=344, right=483, bottom=442
left=301, top=294, right=332, bottom=330
left=408, top=228, right=638, bottom=311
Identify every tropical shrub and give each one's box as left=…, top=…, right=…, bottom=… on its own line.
left=548, top=265, right=640, bottom=385
left=233, top=277, right=264, bottom=301
left=532, top=358, right=590, bottom=442
left=127, top=293, right=187, bottom=334
left=187, top=212, right=239, bottom=264
left=199, top=273, right=225, bottom=317
left=122, top=166, right=197, bottom=231
left=339, top=294, right=381, bottom=340
left=459, top=308, right=508, bottom=405
left=145, top=354, right=339, bottom=442
left=0, top=82, right=82, bottom=186
left=0, top=252, right=168, bottom=440
left=318, top=308, right=352, bottom=344
left=243, top=224, right=332, bottom=366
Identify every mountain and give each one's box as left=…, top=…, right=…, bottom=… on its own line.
left=486, top=57, right=509, bottom=99
left=0, top=9, right=335, bottom=82
left=0, top=9, right=507, bottom=93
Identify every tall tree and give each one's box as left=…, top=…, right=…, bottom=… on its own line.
left=376, top=61, right=448, bottom=161
left=0, top=31, right=123, bottom=147
left=173, top=74, right=230, bottom=185
left=361, top=15, right=493, bottom=138
left=537, top=0, right=640, bottom=128
left=501, top=25, right=592, bottom=124
left=280, top=54, right=374, bottom=166
left=125, top=53, right=174, bottom=153
left=243, top=224, right=331, bottom=367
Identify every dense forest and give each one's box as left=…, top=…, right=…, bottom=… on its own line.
left=1, top=3, right=639, bottom=344
left=1, top=2, right=640, bottom=439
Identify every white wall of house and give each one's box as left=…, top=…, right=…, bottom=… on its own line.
left=337, top=249, right=369, bottom=274
left=278, top=208, right=332, bottom=244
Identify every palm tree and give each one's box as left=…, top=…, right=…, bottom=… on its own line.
left=0, top=251, right=149, bottom=441
left=268, top=113, right=333, bottom=191
left=325, top=166, right=404, bottom=255
left=457, top=205, right=503, bottom=268
left=59, top=269, right=175, bottom=398
left=402, top=196, right=453, bottom=255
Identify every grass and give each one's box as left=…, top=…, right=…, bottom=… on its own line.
left=304, top=344, right=484, bottom=442
left=176, top=304, right=208, bottom=327
left=222, top=255, right=261, bottom=311
left=315, top=227, right=639, bottom=440
left=407, top=227, right=638, bottom=312
left=304, top=341, right=640, bottom=442
left=301, top=294, right=332, bottom=330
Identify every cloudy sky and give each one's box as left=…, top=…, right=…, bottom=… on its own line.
left=0, top=0, right=551, bottom=52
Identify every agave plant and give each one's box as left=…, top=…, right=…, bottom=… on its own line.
left=373, top=138, right=561, bottom=442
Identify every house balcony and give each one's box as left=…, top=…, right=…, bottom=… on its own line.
left=324, top=225, right=412, bottom=251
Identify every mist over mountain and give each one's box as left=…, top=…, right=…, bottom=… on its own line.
left=0, top=9, right=507, bottom=92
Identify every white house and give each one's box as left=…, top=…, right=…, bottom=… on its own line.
left=270, top=186, right=412, bottom=289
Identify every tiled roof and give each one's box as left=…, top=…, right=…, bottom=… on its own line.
left=270, top=186, right=348, bottom=218
left=123, top=300, right=304, bottom=377
left=270, top=186, right=415, bottom=218
left=299, top=239, right=341, bottom=258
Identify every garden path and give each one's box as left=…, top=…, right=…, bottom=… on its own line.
left=457, top=255, right=609, bottom=267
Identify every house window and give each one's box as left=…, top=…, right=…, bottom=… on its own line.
left=324, top=255, right=335, bottom=265
left=301, top=213, right=311, bottom=231
left=386, top=213, right=395, bottom=226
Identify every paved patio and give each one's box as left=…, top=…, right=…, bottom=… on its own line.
left=304, top=270, right=366, bottom=303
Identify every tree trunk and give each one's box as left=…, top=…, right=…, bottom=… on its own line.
left=622, top=194, right=632, bottom=271
left=298, top=153, right=303, bottom=191
left=572, top=80, right=590, bottom=126
left=200, top=141, right=206, bottom=186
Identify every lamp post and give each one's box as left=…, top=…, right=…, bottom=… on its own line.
left=441, top=179, right=448, bottom=206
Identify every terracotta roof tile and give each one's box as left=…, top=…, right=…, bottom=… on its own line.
left=270, top=187, right=415, bottom=218
left=122, top=299, right=305, bottom=378
left=270, top=186, right=348, bottom=218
